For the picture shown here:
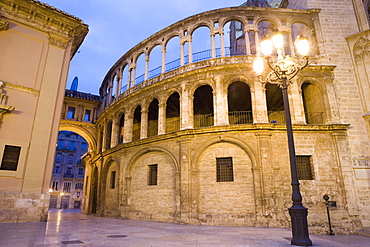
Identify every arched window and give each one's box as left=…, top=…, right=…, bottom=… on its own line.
left=118, top=113, right=125, bottom=143
left=301, top=82, right=325, bottom=124
left=132, top=106, right=141, bottom=141
left=228, top=81, right=253, bottom=124
left=148, top=99, right=159, bottom=137
left=226, top=20, right=246, bottom=56
left=265, top=83, right=285, bottom=124
left=193, top=85, right=214, bottom=128
left=191, top=26, right=212, bottom=63
left=166, top=92, right=180, bottom=133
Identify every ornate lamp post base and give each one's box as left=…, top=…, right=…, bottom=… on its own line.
left=289, top=205, right=312, bottom=246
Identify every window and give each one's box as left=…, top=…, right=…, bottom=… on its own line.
left=55, top=153, right=62, bottom=163
left=1, top=145, right=21, bottom=171
left=63, top=182, right=71, bottom=192
left=77, top=168, right=84, bottom=175
left=66, top=167, right=72, bottom=175
left=296, top=156, right=314, bottom=180
left=69, top=141, right=76, bottom=151
left=67, top=107, right=75, bottom=119
left=75, top=182, right=83, bottom=190
left=216, top=157, right=234, bottom=182
left=148, top=164, right=158, bottom=186
left=84, top=109, right=91, bottom=121
left=81, top=142, right=87, bottom=151
left=68, top=154, right=74, bottom=164
left=52, top=181, right=59, bottom=191
left=110, top=171, right=116, bottom=189
left=54, top=166, right=61, bottom=174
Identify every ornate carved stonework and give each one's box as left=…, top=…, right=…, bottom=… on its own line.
left=0, top=0, right=88, bottom=57
left=0, top=19, right=9, bottom=31
left=0, top=81, right=15, bottom=122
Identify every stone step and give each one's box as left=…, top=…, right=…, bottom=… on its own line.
left=358, top=228, right=370, bottom=237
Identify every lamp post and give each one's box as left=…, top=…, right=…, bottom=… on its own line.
left=323, top=194, right=335, bottom=235
left=253, top=34, right=312, bottom=246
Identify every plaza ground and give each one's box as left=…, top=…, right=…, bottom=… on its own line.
left=0, top=209, right=369, bottom=246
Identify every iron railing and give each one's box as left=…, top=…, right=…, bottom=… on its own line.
left=228, top=111, right=253, bottom=124
left=194, top=114, right=214, bottom=128
left=268, top=111, right=286, bottom=124
left=165, top=118, right=180, bottom=133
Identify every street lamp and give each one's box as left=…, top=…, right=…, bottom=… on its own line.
left=253, top=33, right=312, bottom=246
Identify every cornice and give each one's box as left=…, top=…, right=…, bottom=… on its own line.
left=2, top=80, right=40, bottom=96
left=0, top=0, right=88, bottom=58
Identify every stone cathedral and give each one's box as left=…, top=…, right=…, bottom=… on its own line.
left=2, top=0, right=370, bottom=236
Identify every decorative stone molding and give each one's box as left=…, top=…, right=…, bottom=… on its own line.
left=0, top=81, right=15, bottom=122
left=48, top=35, right=68, bottom=49
left=0, top=19, right=9, bottom=31
left=352, top=29, right=370, bottom=57
left=0, top=0, right=88, bottom=57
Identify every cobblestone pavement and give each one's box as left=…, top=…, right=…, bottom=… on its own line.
left=0, top=209, right=369, bottom=246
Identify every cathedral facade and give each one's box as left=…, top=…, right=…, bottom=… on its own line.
left=73, top=0, right=370, bottom=234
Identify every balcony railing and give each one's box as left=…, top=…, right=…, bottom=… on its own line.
left=64, top=173, right=73, bottom=178
left=268, top=111, right=286, bottom=124
left=165, top=118, right=180, bottom=133
left=194, top=114, right=214, bottom=128
left=228, top=111, right=253, bottom=124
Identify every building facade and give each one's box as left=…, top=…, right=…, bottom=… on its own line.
left=69, top=0, right=370, bottom=235
left=0, top=0, right=88, bottom=222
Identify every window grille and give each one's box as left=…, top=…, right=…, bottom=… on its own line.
left=216, top=157, right=234, bottom=182
left=63, top=182, right=71, bottom=192
left=0, top=145, right=21, bottom=171
left=110, top=171, right=116, bottom=189
left=75, top=182, right=83, bottom=190
left=148, top=164, right=158, bottom=186
left=296, top=155, right=314, bottom=180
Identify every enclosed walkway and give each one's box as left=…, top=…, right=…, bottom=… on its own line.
left=0, top=209, right=369, bottom=246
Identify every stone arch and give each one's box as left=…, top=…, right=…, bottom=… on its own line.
left=125, top=147, right=179, bottom=222
left=101, top=156, right=120, bottom=217
left=191, top=137, right=258, bottom=221
left=227, top=81, right=253, bottom=124
left=188, top=22, right=212, bottom=36
left=220, top=17, right=247, bottom=29
left=59, top=123, right=97, bottom=152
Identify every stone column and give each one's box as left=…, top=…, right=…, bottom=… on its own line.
left=158, top=102, right=166, bottom=135
left=287, top=30, right=295, bottom=57
left=101, top=120, right=107, bottom=152
left=245, top=30, right=251, bottom=55
left=255, top=31, right=261, bottom=55
left=220, top=32, right=225, bottom=57
left=290, top=80, right=305, bottom=124
left=253, top=81, right=268, bottom=123
left=188, top=39, right=193, bottom=64
left=180, top=42, right=185, bottom=66
left=214, top=77, right=228, bottom=125
left=211, top=34, right=216, bottom=58
left=180, top=83, right=193, bottom=129
left=145, top=55, right=149, bottom=81
left=124, top=113, right=133, bottom=143
left=116, top=75, right=122, bottom=96
left=141, top=108, right=148, bottom=139
left=131, top=67, right=136, bottom=87
left=96, top=124, right=102, bottom=153
left=111, top=114, right=120, bottom=147
left=162, top=47, right=166, bottom=73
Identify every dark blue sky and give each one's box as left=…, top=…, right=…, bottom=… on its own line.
left=42, top=0, right=244, bottom=94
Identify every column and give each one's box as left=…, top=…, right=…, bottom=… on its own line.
left=124, top=113, right=133, bottom=143
left=140, top=108, right=148, bottom=139
left=255, top=31, right=261, bottom=55
left=111, top=114, right=120, bottom=147
left=287, top=31, right=295, bottom=57
left=162, top=47, right=166, bottom=73
left=290, top=81, right=305, bottom=124
left=180, top=42, right=185, bottom=66
left=253, top=81, right=269, bottom=123
left=188, top=39, right=193, bottom=64
left=131, top=67, right=136, bottom=87
left=101, top=120, right=107, bottom=152
left=220, top=32, right=225, bottom=57
left=180, top=83, right=193, bottom=129
left=158, top=102, right=166, bottom=135
left=214, top=77, right=228, bottom=125
left=245, top=30, right=251, bottom=55
left=211, top=34, right=216, bottom=58
left=116, top=75, right=122, bottom=96
left=144, top=55, right=149, bottom=81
